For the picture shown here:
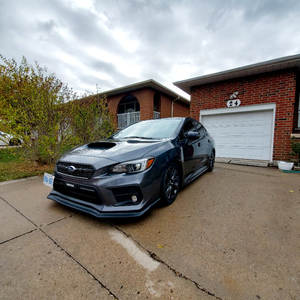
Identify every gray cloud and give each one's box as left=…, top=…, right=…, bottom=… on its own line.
left=1, top=0, right=300, bottom=99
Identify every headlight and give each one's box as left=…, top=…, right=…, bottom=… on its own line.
left=110, top=158, right=155, bottom=174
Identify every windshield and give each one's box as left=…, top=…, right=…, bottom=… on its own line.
left=112, top=118, right=183, bottom=139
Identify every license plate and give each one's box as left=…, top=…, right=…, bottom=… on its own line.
left=65, top=182, right=76, bottom=188
left=43, top=173, right=54, bottom=188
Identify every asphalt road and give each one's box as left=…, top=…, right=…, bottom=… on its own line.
left=0, top=163, right=299, bottom=299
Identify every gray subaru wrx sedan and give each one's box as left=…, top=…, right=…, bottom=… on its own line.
left=47, top=117, right=215, bottom=218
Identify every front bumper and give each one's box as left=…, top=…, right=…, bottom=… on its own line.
left=47, top=168, right=162, bottom=218
left=48, top=190, right=160, bottom=218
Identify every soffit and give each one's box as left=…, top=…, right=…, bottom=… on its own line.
left=100, top=79, right=190, bottom=105
left=173, top=54, right=300, bottom=95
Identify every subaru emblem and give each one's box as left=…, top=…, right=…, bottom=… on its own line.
left=67, top=166, right=76, bottom=173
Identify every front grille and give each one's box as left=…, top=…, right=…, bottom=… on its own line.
left=57, top=162, right=95, bottom=179
left=53, top=178, right=101, bottom=204
left=111, top=186, right=143, bottom=206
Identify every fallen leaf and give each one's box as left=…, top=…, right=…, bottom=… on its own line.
left=289, top=191, right=294, bottom=193
left=157, top=244, right=164, bottom=248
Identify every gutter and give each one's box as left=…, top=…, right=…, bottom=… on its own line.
left=171, top=96, right=180, bottom=117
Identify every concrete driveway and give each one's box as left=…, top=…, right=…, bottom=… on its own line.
left=0, top=163, right=299, bottom=300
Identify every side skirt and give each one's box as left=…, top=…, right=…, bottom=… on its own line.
left=183, top=166, right=208, bottom=186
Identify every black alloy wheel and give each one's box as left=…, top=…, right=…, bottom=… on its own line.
left=161, top=162, right=180, bottom=205
left=9, top=138, right=21, bottom=146
left=207, top=150, right=215, bottom=172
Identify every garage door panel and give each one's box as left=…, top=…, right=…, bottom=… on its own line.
left=220, top=128, right=232, bottom=134
left=233, top=137, right=247, bottom=144
left=249, top=148, right=264, bottom=157
left=251, top=126, right=265, bottom=133
left=219, top=137, right=232, bottom=144
left=232, top=148, right=248, bottom=157
left=202, top=110, right=273, bottom=161
left=249, top=137, right=265, bottom=145
left=234, top=128, right=247, bottom=135
left=234, top=114, right=246, bottom=121
left=250, top=114, right=266, bottom=121
left=218, top=148, right=231, bottom=157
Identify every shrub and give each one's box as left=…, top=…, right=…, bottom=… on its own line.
left=290, top=137, right=300, bottom=166
left=0, top=55, right=115, bottom=164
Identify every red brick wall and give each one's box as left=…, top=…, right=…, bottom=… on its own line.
left=107, top=87, right=190, bottom=125
left=173, top=100, right=190, bottom=117
left=106, top=88, right=154, bottom=123
left=190, top=69, right=298, bottom=161
left=106, top=94, right=121, bottom=125
left=160, top=94, right=189, bottom=118
left=160, top=94, right=172, bottom=118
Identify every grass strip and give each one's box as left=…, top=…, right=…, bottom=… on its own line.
left=0, top=148, right=55, bottom=182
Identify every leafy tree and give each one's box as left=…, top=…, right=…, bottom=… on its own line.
left=70, top=94, right=114, bottom=145
left=0, top=55, right=115, bottom=164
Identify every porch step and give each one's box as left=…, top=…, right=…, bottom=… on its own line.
left=216, top=157, right=270, bottom=167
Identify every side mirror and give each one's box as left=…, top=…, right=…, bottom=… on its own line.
left=187, top=131, right=200, bottom=140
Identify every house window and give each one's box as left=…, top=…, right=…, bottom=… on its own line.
left=118, top=95, right=140, bottom=114
left=119, top=101, right=140, bottom=113
left=117, top=95, right=140, bottom=129
left=153, top=92, right=161, bottom=112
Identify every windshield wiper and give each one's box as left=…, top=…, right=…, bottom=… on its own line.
left=122, top=136, right=155, bottom=139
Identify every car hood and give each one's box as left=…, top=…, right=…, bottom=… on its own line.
left=59, top=139, right=168, bottom=167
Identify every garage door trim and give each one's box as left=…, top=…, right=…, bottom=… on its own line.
left=199, top=103, right=276, bottom=162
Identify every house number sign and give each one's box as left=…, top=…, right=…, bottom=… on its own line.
left=227, top=99, right=241, bottom=107
left=226, top=91, right=241, bottom=107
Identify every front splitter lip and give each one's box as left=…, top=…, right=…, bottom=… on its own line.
left=48, top=190, right=161, bottom=218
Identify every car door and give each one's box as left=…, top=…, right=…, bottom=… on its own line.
left=193, top=120, right=210, bottom=169
left=179, top=119, right=199, bottom=180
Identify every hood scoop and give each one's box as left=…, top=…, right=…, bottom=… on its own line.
left=87, top=142, right=116, bottom=149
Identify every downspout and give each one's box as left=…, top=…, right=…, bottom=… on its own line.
left=171, top=96, right=180, bottom=117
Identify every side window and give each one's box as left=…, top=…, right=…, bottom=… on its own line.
left=194, top=121, right=206, bottom=139
left=180, top=120, right=195, bottom=140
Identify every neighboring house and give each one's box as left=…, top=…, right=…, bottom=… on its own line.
left=174, top=54, right=300, bottom=164
left=99, top=79, right=190, bottom=129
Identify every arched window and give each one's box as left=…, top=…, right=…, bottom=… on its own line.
left=117, top=95, right=140, bottom=129
left=118, top=95, right=140, bottom=114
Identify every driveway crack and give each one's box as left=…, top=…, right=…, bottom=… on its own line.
left=0, top=229, right=38, bottom=245
left=108, top=222, right=223, bottom=300
left=0, top=196, right=119, bottom=299
left=38, top=226, right=119, bottom=300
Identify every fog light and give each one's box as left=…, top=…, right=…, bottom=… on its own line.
left=131, top=195, right=138, bottom=203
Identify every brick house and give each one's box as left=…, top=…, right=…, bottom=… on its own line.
left=100, top=79, right=190, bottom=129
left=174, top=54, right=300, bottom=164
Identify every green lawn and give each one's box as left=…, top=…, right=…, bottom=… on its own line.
left=0, top=148, right=55, bottom=182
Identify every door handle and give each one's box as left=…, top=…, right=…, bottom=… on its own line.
left=198, top=142, right=201, bottom=147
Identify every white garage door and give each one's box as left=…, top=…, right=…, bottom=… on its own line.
left=202, top=110, right=274, bottom=161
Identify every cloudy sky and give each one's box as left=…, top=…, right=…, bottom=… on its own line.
left=1, top=0, right=300, bottom=99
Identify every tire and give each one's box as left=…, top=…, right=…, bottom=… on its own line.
left=207, top=150, right=215, bottom=172
left=9, top=138, right=20, bottom=146
left=161, top=162, right=180, bottom=206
